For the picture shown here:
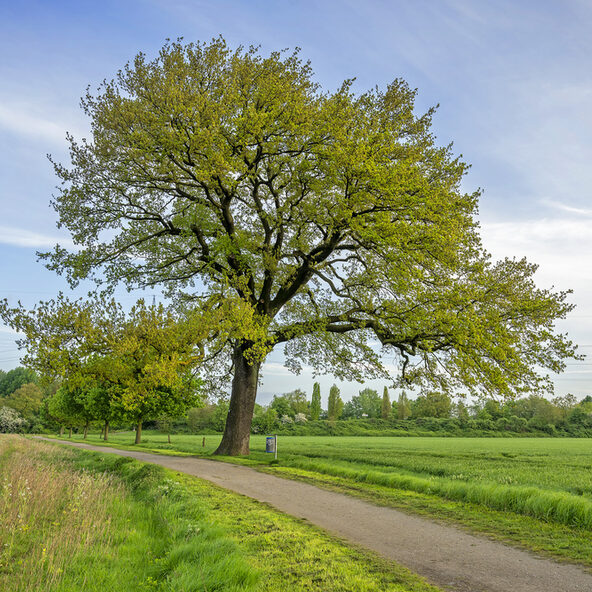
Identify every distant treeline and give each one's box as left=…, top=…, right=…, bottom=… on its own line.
left=2, top=368, right=592, bottom=437
left=184, top=386, right=592, bottom=438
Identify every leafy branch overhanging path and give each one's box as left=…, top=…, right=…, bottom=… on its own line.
left=40, top=439, right=592, bottom=592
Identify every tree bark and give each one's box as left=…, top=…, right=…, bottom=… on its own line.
left=59, top=425, right=64, bottom=436
left=104, top=420, right=110, bottom=441
left=68, top=427, right=72, bottom=438
left=83, top=421, right=89, bottom=439
left=167, top=433, right=171, bottom=444
left=135, top=419, right=142, bottom=444
left=214, top=344, right=261, bottom=455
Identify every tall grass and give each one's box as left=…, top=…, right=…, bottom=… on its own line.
left=0, top=437, right=126, bottom=591
left=0, top=436, right=258, bottom=592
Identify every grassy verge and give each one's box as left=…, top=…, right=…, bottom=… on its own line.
left=4, top=436, right=441, bottom=592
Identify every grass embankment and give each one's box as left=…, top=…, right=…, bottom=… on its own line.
left=2, top=436, right=440, bottom=592
left=48, top=432, right=592, bottom=566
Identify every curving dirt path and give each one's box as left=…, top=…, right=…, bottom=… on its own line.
left=38, top=438, right=592, bottom=592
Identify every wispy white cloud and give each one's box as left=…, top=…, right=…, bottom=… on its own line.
left=0, top=226, right=74, bottom=249
left=482, top=79, right=592, bottom=208
left=261, top=362, right=296, bottom=377
left=480, top=215, right=592, bottom=367
left=0, top=103, right=84, bottom=145
left=544, top=201, right=592, bottom=217
left=482, top=218, right=592, bottom=249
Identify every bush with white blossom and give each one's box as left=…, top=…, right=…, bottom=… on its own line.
left=0, top=406, right=27, bottom=433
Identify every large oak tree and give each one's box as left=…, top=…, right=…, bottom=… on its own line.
left=40, top=38, right=578, bottom=455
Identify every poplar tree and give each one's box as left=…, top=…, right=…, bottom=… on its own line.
left=310, top=382, right=322, bottom=420
left=382, top=386, right=391, bottom=420
left=397, top=392, right=411, bottom=420
left=328, top=385, right=344, bottom=422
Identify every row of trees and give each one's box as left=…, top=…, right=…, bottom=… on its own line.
left=0, top=298, right=214, bottom=441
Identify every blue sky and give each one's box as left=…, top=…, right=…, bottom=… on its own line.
left=1, top=0, right=591, bottom=405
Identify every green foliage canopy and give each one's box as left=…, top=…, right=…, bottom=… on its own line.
left=2, top=382, right=44, bottom=421
left=0, top=367, right=37, bottom=398
left=0, top=296, right=226, bottom=430
left=343, top=387, right=382, bottom=419
left=412, top=391, right=453, bottom=418
left=39, top=37, right=580, bottom=399
left=381, top=386, right=391, bottom=420
left=270, top=389, right=309, bottom=419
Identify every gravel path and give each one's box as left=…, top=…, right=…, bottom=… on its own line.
left=39, top=438, right=592, bottom=592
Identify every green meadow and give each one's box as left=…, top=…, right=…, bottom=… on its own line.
left=51, top=431, right=592, bottom=565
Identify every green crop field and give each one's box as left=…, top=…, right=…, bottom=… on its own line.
left=51, top=431, right=592, bottom=566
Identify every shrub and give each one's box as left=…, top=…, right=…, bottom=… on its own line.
left=0, top=406, right=27, bottom=433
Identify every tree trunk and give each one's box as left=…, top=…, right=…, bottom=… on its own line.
left=167, top=433, right=171, bottom=444
left=104, top=420, right=110, bottom=441
left=135, top=419, right=142, bottom=444
left=83, top=421, right=89, bottom=439
left=59, top=425, right=64, bottom=436
left=68, top=427, right=72, bottom=438
left=214, top=345, right=261, bottom=456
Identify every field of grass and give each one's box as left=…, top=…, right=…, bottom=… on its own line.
left=1, top=435, right=440, bottom=592
left=49, top=431, right=592, bottom=565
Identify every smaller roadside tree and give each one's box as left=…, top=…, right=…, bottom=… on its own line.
left=109, top=301, right=205, bottom=443
left=0, top=295, right=234, bottom=444
left=83, top=381, right=123, bottom=441
left=47, top=387, right=84, bottom=437
left=310, top=383, right=322, bottom=421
